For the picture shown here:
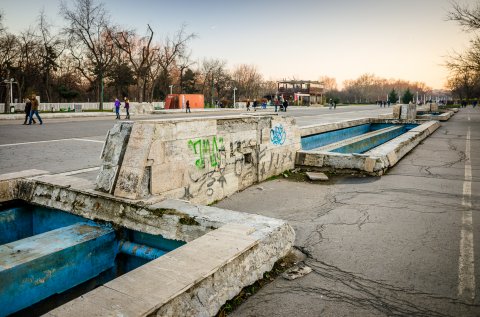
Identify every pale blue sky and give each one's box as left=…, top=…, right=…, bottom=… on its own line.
left=1, top=0, right=474, bottom=89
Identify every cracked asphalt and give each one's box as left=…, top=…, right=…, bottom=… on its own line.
left=215, top=107, right=480, bottom=316
left=0, top=105, right=477, bottom=316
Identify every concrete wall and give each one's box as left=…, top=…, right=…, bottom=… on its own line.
left=0, top=174, right=295, bottom=317
left=97, top=115, right=301, bottom=205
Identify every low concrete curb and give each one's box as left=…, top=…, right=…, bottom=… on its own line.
left=0, top=112, right=116, bottom=120
left=296, top=119, right=440, bottom=175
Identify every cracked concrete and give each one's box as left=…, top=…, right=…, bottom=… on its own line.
left=216, top=107, right=480, bottom=316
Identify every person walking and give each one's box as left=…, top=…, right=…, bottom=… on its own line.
left=186, top=100, right=191, bottom=113
left=124, top=97, right=130, bottom=119
left=28, top=94, right=43, bottom=125
left=114, top=98, right=121, bottom=119
left=253, top=99, right=258, bottom=111
left=274, top=98, right=279, bottom=112
left=23, top=98, right=35, bottom=125
left=283, top=99, right=289, bottom=112
left=246, top=100, right=251, bottom=111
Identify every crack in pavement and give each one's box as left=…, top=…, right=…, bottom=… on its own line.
left=252, top=248, right=480, bottom=317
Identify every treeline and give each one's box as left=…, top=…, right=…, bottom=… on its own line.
left=1, top=0, right=462, bottom=108
left=323, top=74, right=433, bottom=104
left=0, top=0, right=273, bottom=108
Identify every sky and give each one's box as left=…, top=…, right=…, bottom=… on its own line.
left=1, top=0, right=475, bottom=89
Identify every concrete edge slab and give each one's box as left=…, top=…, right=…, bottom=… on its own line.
left=295, top=120, right=440, bottom=175
left=0, top=174, right=295, bottom=316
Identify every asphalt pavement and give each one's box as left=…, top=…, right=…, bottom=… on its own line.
left=1, top=104, right=476, bottom=316
left=216, top=106, right=480, bottom=316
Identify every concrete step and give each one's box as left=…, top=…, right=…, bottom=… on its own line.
left=0, top=222, right=116, bottom=316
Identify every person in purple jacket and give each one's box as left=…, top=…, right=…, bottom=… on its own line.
left=114, top=98, right=121, bottom=119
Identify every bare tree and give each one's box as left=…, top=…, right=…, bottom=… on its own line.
left=445, top=1, right=480, bottom=99
left=319, top=75, right=337, bottom=91
left=447, top=1, right=480, bottom=31
left=60, top=0, right=116, bottom=109
left=231, top=64, right=262, bottom=99
left=38, top=10, right=64, bottom=102
left=200, top=58, right=230, bottom=105
left=113, top=24, right=158, bottom=102
left=157, top=24, right=196, bottom=94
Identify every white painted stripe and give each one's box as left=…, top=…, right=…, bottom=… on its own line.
left=458, top=127, right=475, bottom=303
left=56, top=166, right=100, bottom=176
left=0, top=138, right=104, bottom=147
left=72, top=138, right=105, bottom=143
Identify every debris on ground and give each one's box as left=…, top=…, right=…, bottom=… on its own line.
left=282, top=263, right=313, bottom=280
left=306, top=171, right=329, bottom=181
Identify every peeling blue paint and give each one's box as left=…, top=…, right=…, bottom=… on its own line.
left=0, top=202, right=185, bottom=316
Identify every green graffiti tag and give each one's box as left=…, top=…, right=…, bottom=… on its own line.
left=188, top=136, right=224, bottom=169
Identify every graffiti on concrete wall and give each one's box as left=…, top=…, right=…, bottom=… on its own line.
left=271, top=124, right=286, bottom=145
left=188, top=136, right=225, bottom=169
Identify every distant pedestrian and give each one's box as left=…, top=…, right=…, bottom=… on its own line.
left=253, top=99, right=258, bottom=111
left=124, top=97, right=130, bottom=119
left=283, top=99, right=288, bottom=112
left=186, top=100, right=191, bottom=113
left=23, top=98, right=35, bottom=125
left=28, top=94, right=43, bottom=125
left=274, top=98, right=280, bottom=112
left=329, top=98, right=333, bottom=110
left=473, top=100, right=478, bottom=108
left=246, top=100, right=251, bottom=111
left=114, top=98, right=121, bottom=119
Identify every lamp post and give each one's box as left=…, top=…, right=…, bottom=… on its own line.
left=169, top=85, right=173, bottom=95
left=233, top=87, right=237, bottom=108
left=9, top=78, right=13, bottom=104
left=3, top=78, right=16, bottom=113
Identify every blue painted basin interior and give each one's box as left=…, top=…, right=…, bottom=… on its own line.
left=301, top=123, right=419, bottom=153
left=0, top=200, right=185, bottom=316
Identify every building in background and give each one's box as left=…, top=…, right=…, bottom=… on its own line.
left=277, top=80, right=324, bottom=105
left=165, top=94, right=204, bottom=110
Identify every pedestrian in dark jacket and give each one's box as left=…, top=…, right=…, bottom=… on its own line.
left=28, top=94, right=43, bottom=125
left=23, top=98, right=35, bottom=125
left=124, top=97, right=130, bottom=119
left=283, top=99, right=288, bottom=112
left=186, top=100, right=191, bottom=113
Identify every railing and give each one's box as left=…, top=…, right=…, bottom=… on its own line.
left=0, top=102, right=165, bottom=113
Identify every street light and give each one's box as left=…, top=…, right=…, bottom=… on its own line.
left=3, top=78, right=15, bottom=104
left=233, top=87, right=237, bottom=108
left=169, top=85, right=173, bottom=95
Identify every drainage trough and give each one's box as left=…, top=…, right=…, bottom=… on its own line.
left=296, top=118, right=440, bottom=175
left=0, top=171, right=294, bottom=316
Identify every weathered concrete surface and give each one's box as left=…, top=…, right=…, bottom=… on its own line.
left=98, top=115, right=301, bottom=204
left=0, top=172, right=295, bottom=316
left=216, top=107, right=480, bottom=316
left=296, top=120, right=440, bottom=175
left=95, top=122, right=133, bottom=193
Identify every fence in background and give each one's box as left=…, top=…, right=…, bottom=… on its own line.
left=0, top=102, right=165, bottom=113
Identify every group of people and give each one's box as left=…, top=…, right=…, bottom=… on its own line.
left=246, top=98, right=289, bottom=112
left=114, top=97, right=130, bottom=119
left=377, top=100, right=391, bottom=107
left=460, top=100, right=479, bottom=108
left=23, top=94, right=43, bottom=125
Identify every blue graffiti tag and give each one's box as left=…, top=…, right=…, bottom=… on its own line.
left=270, top=124, right=286, bottom=145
